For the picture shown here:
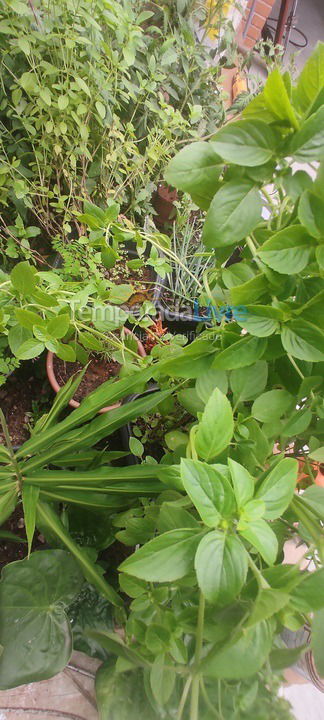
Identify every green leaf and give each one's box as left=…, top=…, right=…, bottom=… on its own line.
left=202, top=181, right=262, bottom=248
left=0, top=550, right=83, bottom=689
left=311, top=609, right=324, bottom=676
left=164, top=142, right=222, bottom=210
left=252, top=390, right=294, bottom=423
left=129, top=437, right=144, bottom=458
left=309, top=447, right=324, bottom=462
left=95, top=100, right=106, bottom=119
left=281, top=408, right=312, bottom=437
left=258, top=226, right=312, bottom=274
left=281, top=320, right=324, bottom=361
left=203, top=621, right=273, bottom=679
left=0, top=487, right=18, bottom=526
left=256, top=458, right=298, bottom=520
left=75, top=76, right=91, bottom=97
left=239, top=519, right=278, bottom=565
left=15, top=308, right=42, bottom=330
left=230, top=361, right=268, bottom=402
left=17, top=37, right=30, bottom=55
left=263, top=68, right=299, bottom=129
left=212, top=336, right=267, bottom=370
left=150, top=654, right=175, bottom=706
left=235, top=307, right=280, bottom=337
left=287, top=106, right=324, bottom=161
left=294, top=42, right=324, bottom=113
left=22, top=484, right=39, bottom=558
left=195, top=531, right=248, bottom=604
left=298, top=190, right=324, bottom=239
left=195, top=388, right=234, bottom=461
left=180, top=459, right=225, bottom=527
left=55, top=341, right=76, bottom=362
left=270, top=645, right=306, bottom=671
left=58, top=94, right=69, bottom=110
left=195, top=369, right=228, bottom=402
left=8, top=325, right=32, bottom=355
left=39, top=87, right=52, bottom=106
left=37, top=502, right=122, bottom=607
left=228, top=458, right=254, bottom=508
left=246, top=589, right=290, bottom=627
left=210, top=119, right=276, bottom=166
left=291, top=568, right=324, bottom=612
left=119, top=529, right=203, bottom=581
left=10, top=261, right=37, bottom=295
left=46, top=313, right=70, bottom=339
left=157, top=503, right=200, bottom=533
left=16, top=338, right=45, bottom=360
left=108, top=284, right=133, bottom=304
left=301, top=485, right=324, bottom=522
left=230, top=273, right=269, bottom=306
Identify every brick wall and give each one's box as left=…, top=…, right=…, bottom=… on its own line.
left=236, top=0, right=277, bottom=49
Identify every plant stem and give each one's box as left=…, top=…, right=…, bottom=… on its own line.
left=247, top=553, right=270, bottom=589
left=190, top=592, right=205, bottom=720
left=177, top=676, right=192, bottom=720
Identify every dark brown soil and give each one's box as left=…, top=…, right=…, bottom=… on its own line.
left=105, top=252, right=155, bottom=306
left=53, top=354, right=121, bottom=403
left=0, top=506, right=47, bottom=571
left=0, top=364, right=51, bottom=447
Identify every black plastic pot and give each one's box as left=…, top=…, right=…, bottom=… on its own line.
left=120, top=385, right=160, bottom=465
left=154, top=273, right=213, bottom=336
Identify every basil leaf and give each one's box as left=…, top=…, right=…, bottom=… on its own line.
left=246, top=588, right=290, bottom=627
left=210, top=119, right=276, bottom=166
left=258, top=226, right=312, bottom=274
left=119, top=529, right=203, bottom=581
left=228, top=458, right=254, bottom=508
left=212, top=336, right=267, bottom=370
left=252, top=389, right=294, bottom=423
left=281, top=319, right=324, bottom=361
left=165, top=141, right=222, bottom=210
left=202, top=181, right=262, bottom=249
left=195, top=388, right=234, bottom=461
left=293, top=42, right=324, bottom=113
left=195, top=531, right=248, bottom=604
left=230, top=361, right=268, bottom=402
left=202, top=621, right=273, bottom=679
left=239, top=519, right=278, bottom=565
left=287, top=106, right=324, bottom=161
left=298, top=190, right=324, bottom=239
left=180, top=459, right=229, bottom=527
left=256, top=458, right=298, bottom=520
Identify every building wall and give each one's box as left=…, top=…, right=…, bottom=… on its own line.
left=236, top=0, right=278, bottom=49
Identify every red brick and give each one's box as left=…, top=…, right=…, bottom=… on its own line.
left=252, top=12, right=267, bottom=29
left=246, top=24, right=262, bottom=40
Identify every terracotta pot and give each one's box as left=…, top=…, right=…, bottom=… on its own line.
left=46, top=328, right=146, bottom=413
left=152, top=182, right=177, bottom=226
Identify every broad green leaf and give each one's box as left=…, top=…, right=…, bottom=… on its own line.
left=75, top=76, right=91, bottom=97
left=294, top=42, right=324, bottom=113
left=298, top=190, right=324, bottom=239
left=47, top=313, right=70, bottom=339
left=270, top=645, right=306, bottom=670
left=239, top=519, right=278, bottom=565
left=0, top=550, right=83, bottom=689
left=309, top=447, right=324, bottom=462
left=157, top=503, right=200, bottom=533
left=177, top=388, right=204, bottom=416
left=316, top=245, right=324, bottom=269
left=7, top=325, right=32, bottom=355
left=252, top=389, right=294, bottom=423
left=10, top=261, right=37, bottom=294
left=129, top=437, right=144, bottom=457
left=210, top=119, right=276, bottom=166
left=300, top=485, right=324, bottom=523
left=222, top=263, right=255, bottom=289
left=246, top=589, right=290, bottom=627
left=16, top=338, right=44, bottom=360
left=145, top=625, right=171, bottom=655
left=228, top=458, right=254, bottom=508
left=281, top=320, right=324, bottom=361
left=230, top=361, right=268, bottom=401
left=203, top=621, right=273, bottom=679
left=291, top=568, right=324, bottom=612
left=195, top=531, right=248, bottom=604
left=311, top=609, right=324, bottom=676
left=58, top=94, right=69, bottom=110
left=39, top=87, right=52, bottom=106
left=195, top=388, right=234, bottom=461
left=22, top=484, right=39, bottom=558
left=256, top=458, right=298, bottom=520
left=287, top=106, right=324, bottom=161
left=281, top=408, right=312, bottom=437
left=180, top=459, right=225, bottom=527
left=119, top=528, right=203, bottom=581
left=212, top=336, right=267, bottom=370
left=202, top=181, right=262, bottom=248
left=195, top=368, right=228, bottom=402
left=164, top=141, right=222, bottom=210
left=282, top=169, right=313, bottom=202
left=95, top=664, right=153, bottom=719
left=37, top=502, right=122, bottom=606
left=230, top=273, right=269, bottom=306
left=150, top=654, right=175, bottom=706
left=15, top=308, right=41, bottom=330
left=263, top=68, right=299, bottom=129
left=235, top=306, right=281, bottom=337
left=258, top=226, right=312, bottom=274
